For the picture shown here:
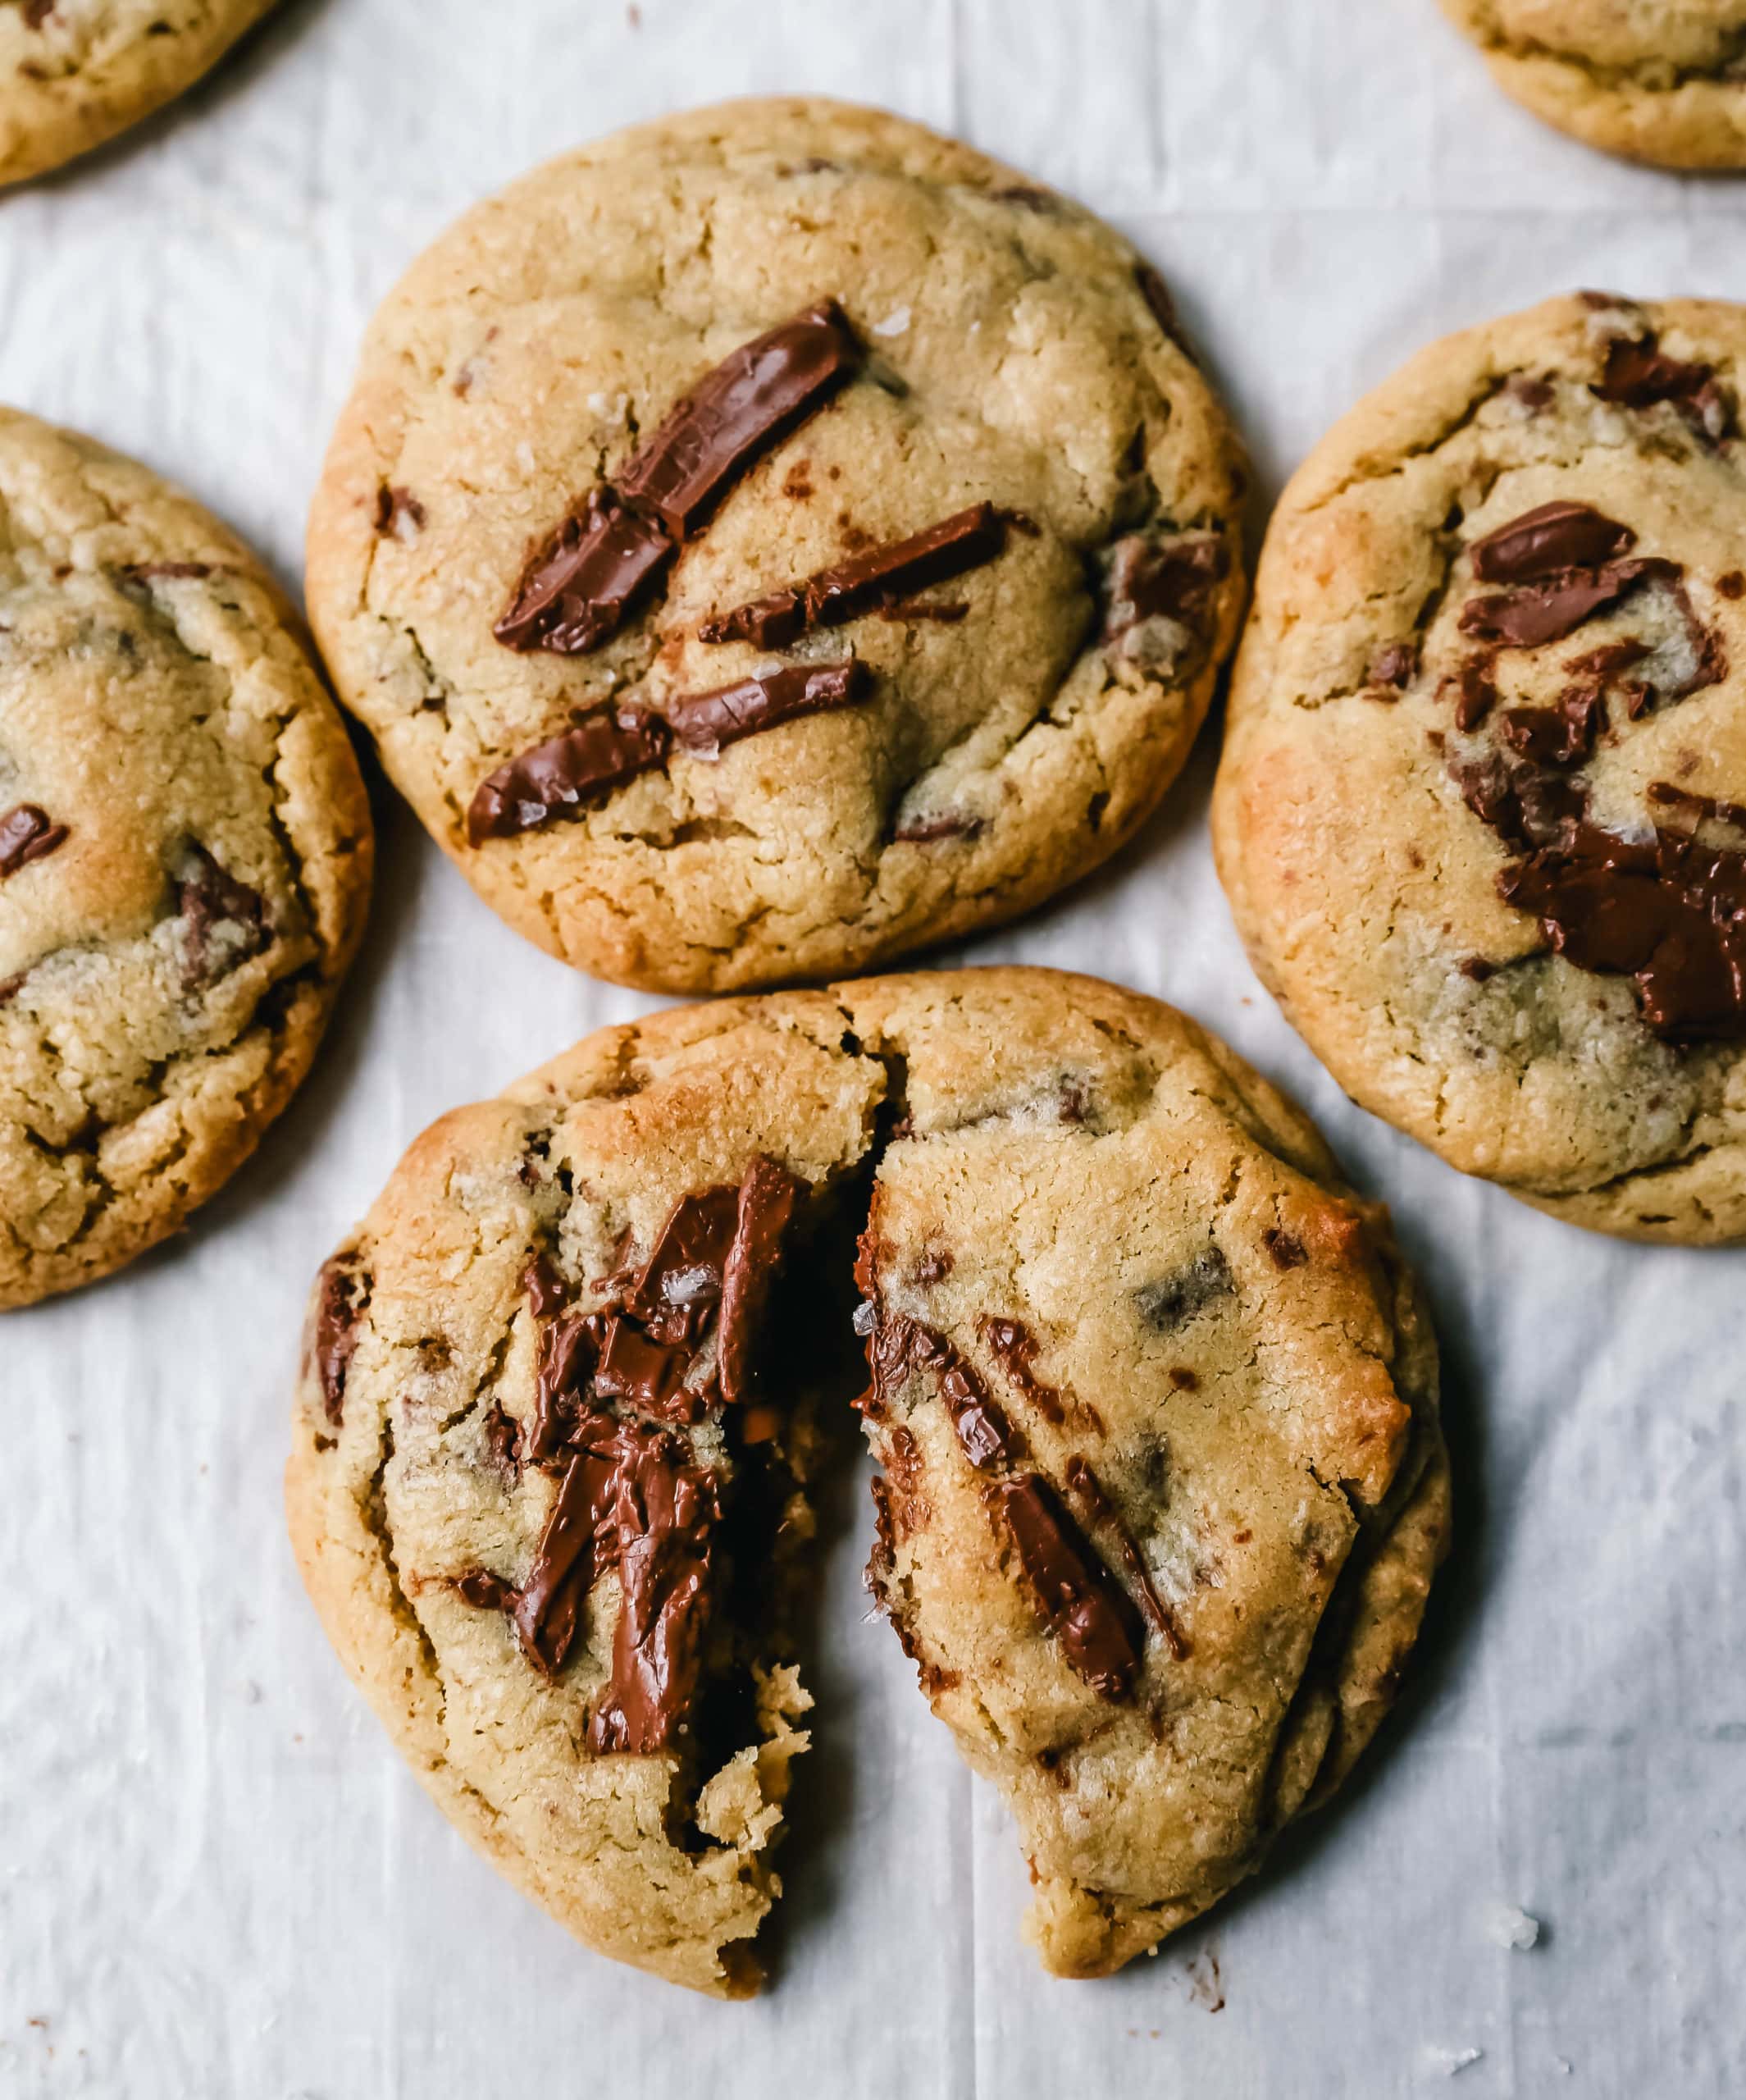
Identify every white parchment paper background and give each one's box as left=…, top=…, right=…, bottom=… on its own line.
left=2, top=2, right=1744, bottom=2093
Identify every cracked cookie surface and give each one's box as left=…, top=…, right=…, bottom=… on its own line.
left=1214, top=294, right=1746, bottom=1243
left=285, top=966, right=1446, bottom=1993
left=305, top=97, right=1247, bottom=994
left=0, top=0, right=279, bottom=187
left=1440, top=0, right=1746, bottom=166
left=0, top=406, right=372, bottom=1308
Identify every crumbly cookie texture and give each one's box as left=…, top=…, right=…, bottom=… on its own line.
left=305, top=97, right=1247, bottom=994
left=285, top=968, right=1446, bottom=1993
left=1440, top=0, right=1746, bottom=167
left=0, top=406, right=372, bottom=1308
left=0, top=0, right=278, bottom=187
left=1214, top=293, right=1746, bottom=1244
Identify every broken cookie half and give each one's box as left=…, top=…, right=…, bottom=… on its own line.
left=286, top=968, right=1448, bottom=1993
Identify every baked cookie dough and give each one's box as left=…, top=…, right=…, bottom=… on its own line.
left=1215, top=293, right=1746, bottom=1244
left=286, top=968, right=1446, bottom=1993
left=0, top=406, right=372, bottom=1308
left=0, top=0, right=279, bottom=188
left=1439, top=0, right=1746, bottom=167
left=305, top=97, right=1247, bottom=994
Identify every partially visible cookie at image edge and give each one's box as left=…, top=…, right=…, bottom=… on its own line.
left=1215, top=292, right=1746, bottom=1244
left=0, top=0, right=280, bottom=187
left=285, top=968, right=1447, bottom=1993
left=1439, top=0, right=1746, bottom=167
left=0, top=406, right=372, bottom=1308
left=306, top=96, right=1247, bottom=994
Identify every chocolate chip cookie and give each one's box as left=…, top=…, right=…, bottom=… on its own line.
left=0, top=0, right=278, bottom=187
left=304, top=98, right=1247, bottom=993
left=285, top=968, right=1446, bottom=1993
left=1215, top=293, right=1746, bottom=1243
left=0, top=406, right=372, bottom=1308
left=1440, top=0, right=1746, bottom=167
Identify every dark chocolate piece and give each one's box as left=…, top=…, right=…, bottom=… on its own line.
left=594, top=1317, right=694, bottom=1420
left=466, top=706, right=669, bottom=845
left=717, top=1157, right=801, bottom=1408
left=1648, top=780, right=1746, bottom=833
left=525, top=1310, right=604, bottom=1467
left=1454, top=657, right=1498, bottom=733
left=698, top=503, right=1007, bottom=646
left=1063, top=1455, right=1188, bottom=1661
left=1459, top=557, right=1669, bottom=652
left=176, top=845, right=269, bottom=987
left=1494, top=686, right=1607, bottom=769
left=623, top=1185, right=740, bottom=1338
left=310, top=1258, right=371, bottom=1427
left=864, top=1316, right=1019, bottom=1470
left=374, top=486, right=426, bottom=538
left=480, top=1401, right=522, bottom=1481
left=1470, top=501, right=1635, bottom=584
left=987, top=1472, right=1142, bottom=1700
left=665, top=660, right=870, bottom=760
left=493, top=489, right=674, bottom=655
left=0, top=803, right=68, bottom=879
left=586, top=1427, right=721, bottom=1753
left=523, top=1252, right=568, bottom=1319
left=509, top=1424, right=624, bottom=1677
left=1262, top=1227, right=1308, bottom=1271
left=982, top=1317, right=1067, bottom=1427
left=1104, top=533, right=1229, bottom=641
left=1594, top=334, right=1733, bottom=441
left=1370, top=641, right=1418, bottom=689
left=0, top=972, right=24, bottom=1008
left=1134, top=1247, right=1231, bottom=1332
left=618, top=299, right=862, bottom=541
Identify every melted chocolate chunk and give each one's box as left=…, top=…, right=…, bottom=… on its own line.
left=699, top=503, right=1008, bottom=646
left=594, top=1318, right=695, bottom=1420
left=1134, top=1247, right=1231, bottom=1332
left=480, top=1400, right=522, bottom=1481
left=1494, top=687, right=1607, bottom=769
left=509, top=1422, right=624, bottom=1676
left=523, top=1252, right=568, bottom=1319
left=717, top=1158, right=801, bottom=1409
left=0, top=803, right=68, bottom=879
left=1370, top=641, right=1419, bottom=689
left=982, top=1317, right=1067, bottom=1427
left=1648, top=781, right=1746, bottom=833
left=1460, top=558, right=1668, bottom=651
left=987, top=1472, right=1142, bottom=1701
left=865, top=1317, right=1019, bottom=1469
left=466, top=707, right=669, bottom=845
left=624, top=1185, right=740, bottom=1338
left=176, top=845, right=269, bottom=987
left=454, top=1568, right=513, bottom=1613
left=1063, top=1454, right=1188, bottom=1660
left=0, top=972, right=24, bottom=1008
left=310, top=1258, right=371, bottom=1427
left=1595, top=335, right=1733, bottom=441
left=586, top=1427, right=722, bottom=1753
left=1262, top=1227, right=1308, bottom=1271
left=1470, top=501, right=1635, bottom=583
left=1104, top=533, right=1229, bottom=641
left=1454, top=657, right=1498, bottom=733
left=526, top=1310, right=604, bottom=1467
left=494, top=489, right=674, bottom=655
left=618, top=299, right=862, bottom=541
left=374, top=485, right=426, bottom=539
left=665, top=660, right=871, bottom=759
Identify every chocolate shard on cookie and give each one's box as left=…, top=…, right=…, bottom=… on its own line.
left=307, top=98, right=1246, bottom=992
left=1215, top=292, right=1746, bottom=1243
left=289, top=969, right=1446, bottom=1992
left=0, top=407, right=372, bottom=1311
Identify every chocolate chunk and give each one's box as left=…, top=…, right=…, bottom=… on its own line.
left=0, top=803, right=68, bottom=879
left=374, top=486, right=426, bottom=539
left=0, top=972, right=24, bottom=1008
left=1454, top=657, right=1498, bottom=733
left=864, top=1316, right=1019, bottom=1470
left=1134, top=1247, right=1231, bottom=1332
left=176, top=845, right=269, bottom=987
left=618, top=299, right=862, bottom=542
left=1498, top=818, right=1746, bottom=1040
left=987, top=1472, right=1142, bottom=1701
left=1459, top=958, right=1498, bottom=983
left=1447, top=745, right=1586, bottom=855
left=1595, top=335, right=1733, bottom=441
left=310, top=1258, right=371, bottom=1427
left=454, top=1568, right=513, bottom=1613
left=1261, top=1228, right=1308, bottom=1271
left=466, top=706, right=669, bottom=845
left=1470, top=501, right=1635, bottom=584
left=509, top=1423, right=624, bottom=1675
left=1648, top=780, right=1746, bottom=833
left=494, top=489, right=674, bottom=655
left=1459, top=558, right=1668, bottom=651
left=1718, top=571, right=1746, bottom=600
left=586, top=1427, right=722, bottom=1753
left=1494, top=686, right=1607, bottom=769
left=699, top=503, right=1007, bottom=646
left=594, top=1317, right=695, bottom=1420
left=665, top=660, right=871, bottom=760
left=480, top=1401, right=522, bottom=1481
left=717, top=1157, right=802, bottom=1409
left=1370, top=641, right=1419, bottom=689
left=525, top=1309, right=604, bottom=1467
left=982, top=1317, right=1067, bottom=1427
left=523, top=1252, right=568, bottom=1319
left=1063, top=1455, right=1188, bottom=1661
left=623, top=1185, right=740, bottom=1335
left=1104, top=533, right=1229, bottom=642
left=1501, top=373, right=1554, bottom=414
